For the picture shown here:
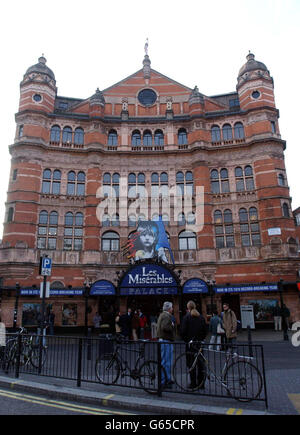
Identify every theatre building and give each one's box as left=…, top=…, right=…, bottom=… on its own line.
left=1, top=51, right=300, bottom=333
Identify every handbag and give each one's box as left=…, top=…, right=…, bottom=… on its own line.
left=217, top=323, right=225, bottom=334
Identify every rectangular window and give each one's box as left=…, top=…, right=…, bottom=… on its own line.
left=42, top=181, right=51, bottom=194
left=252, top=234, right=261, bottom=246
left=216, top=236, right=225, bottom=248
left=77, top=184, right=85, bottom=196
left=48, top=238, right=57, bottom=250
left=48, top=227, right=57, bottom=236
left=246, top=178, right=254, bottom=191
left=74, top=239, right=82, bottom=250
left=271, top=121, right=276, bottom=134
left=64, top=238, right=72, bottom=250
left=211, top=181, right=220, bottom=194
left=241, top=234, right=251, bottom=247
left=12, top=169, right=18, bottom=181
left=38, top=227, right=47, bottom=235
left=37, top=238, right=46, bottom=249
left=236, top=179, right=245, bottom=192
left=52, top=182, right=60, bottom=195
left=64, top=228, right=73, bottom=236
left=179, top=238, right=188, bottom=251
left=67, top=183, right=75, bottom=195
left=226, top=235, right=235, bottom=247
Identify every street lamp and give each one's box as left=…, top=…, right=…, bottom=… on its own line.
left=278, top=278, right=289, bottom=341
left=207, top=280, right=216, bottom=316
left=84, top=278, right=91, bottom=336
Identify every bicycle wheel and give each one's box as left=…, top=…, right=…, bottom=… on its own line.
left=29, top=345, right=48, bottom=368
left=138, top=360, right=167, bottom=394
left=95, top=354, right=120, bottom=385
left=173, top=352, right=206, bottom=392
left=223, top=361, right=263, bottom=402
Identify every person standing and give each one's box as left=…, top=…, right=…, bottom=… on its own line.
left=273, top=302, right=282, bottom=331
left=48, top=310, right=55, bottom=336
left=157, top=301, right=176, bottom=388
left=115, top=311, right=121, bottom=336
left=131, top=310, right=140, bottom=341
left=282, top=304, right=290, bottom=333
left=209, top=311, right=222, bottom=351
left=138, top=309, right=147, bottom=339
left=222, top=303, right=237, bottom=351
left=180, top=301, right=207, bottom=389
left=93, top=312, right=102, bottom=334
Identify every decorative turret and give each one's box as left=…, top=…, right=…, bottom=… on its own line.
left=19, top=55, right=57, bottom=113
left=236, top=52, right=275, bottom=110
left=188, top=86, right=204, bottom=115
left=89, top=88, right=105, bottom=117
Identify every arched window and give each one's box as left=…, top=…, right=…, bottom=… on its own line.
left=67, top=171, right=76, bottom=195
left=211, top=169, right=229, bottom=193
left=108, top=130, right=118, bottom=146
left=151, top=173, right=159, bottom=184
left=39, top=210, right=48, bottom=225
left=65, top=212, right=74, bottom=226
left=49, top=211, right=58, bottom=225
left=154, top=130, right=164, bottom=146
left=143, top=130, right=152, bottom=146
left=50, top=125, right=61, bottom=143
left=282, top=203, right=289, bottom=218
left=178, top=231, right=197, bottom=250
left=18, top=125, right=24, bottom=138
left=278, top=174, right=285, bottom=186
left=178, top=128, right=188, bottom=145
left=211, top=125, right=221, bottom=142
left=128, top=214, right=137, bottom=227
left=131, top=130, right=141, bottom=146
left=234, top=122, right=245, bottom=139
left=74, top=127, right=84, bottom=145
left=77, top=172, right=85, bottom=196
left=102, top=231, right=120, bottom=251
left=176, top=171, right=185, bottom=195
left=222, top=124, right=232, bottom=141
left=178, top=212, right=185, bottom=226
left=62, top=126, right=72, bottom=143
left=42, top=169, right=61, bottom=195
left=52, top=170, right=61, bottom=195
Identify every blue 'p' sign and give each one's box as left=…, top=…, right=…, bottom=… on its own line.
left=40, top=257, right=52, bottom=276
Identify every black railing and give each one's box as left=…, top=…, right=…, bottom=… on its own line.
left=0, top=333, right=268, bottom=408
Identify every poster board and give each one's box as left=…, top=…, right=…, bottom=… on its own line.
left=240, top=305, right=255, bottom=329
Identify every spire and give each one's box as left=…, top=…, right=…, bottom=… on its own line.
left=143, top=38, right=151, bottom=80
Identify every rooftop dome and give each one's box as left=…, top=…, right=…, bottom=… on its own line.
left=238, top=52, right=268, bottom=77
left=25, top=55, right=55, bottom=81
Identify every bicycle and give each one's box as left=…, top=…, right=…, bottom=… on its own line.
left=95, top=337, right=166, bottom=394
left=2, top=328, right=47, bottom=371
left=173, top=340, right=263, bottom=402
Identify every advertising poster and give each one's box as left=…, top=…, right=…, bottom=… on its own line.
left=62, top=304, right=77, bottom=326
left=123, top=217, right=174, bottom=263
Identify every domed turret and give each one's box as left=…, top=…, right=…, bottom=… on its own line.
left=236, top=52, right=275, bottom=110
left=18, top=55, right=57, bottom=113
left=25, top=55, right=56, bottom=82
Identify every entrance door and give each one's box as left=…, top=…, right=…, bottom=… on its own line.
left=221, top=294, right=240, bottom=320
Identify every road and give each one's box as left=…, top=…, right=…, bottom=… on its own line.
left=0, top=387, right=138, bottom=415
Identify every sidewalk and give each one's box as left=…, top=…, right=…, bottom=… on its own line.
left=0, top=329, right=297, bottom=415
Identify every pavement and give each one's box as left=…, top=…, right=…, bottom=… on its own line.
left=0, top=328, right=299, bottom=416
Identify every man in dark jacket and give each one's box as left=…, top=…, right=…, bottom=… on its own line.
left=180, top=300, right=207, bottom=389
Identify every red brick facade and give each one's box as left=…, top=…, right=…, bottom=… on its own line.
left=1, top=53, right=300, bottom=330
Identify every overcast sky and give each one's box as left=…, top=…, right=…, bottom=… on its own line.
left=1, top=0, right=299, bottom=239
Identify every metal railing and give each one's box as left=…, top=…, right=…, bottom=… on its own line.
left=0, top=333, right=268, bottom=408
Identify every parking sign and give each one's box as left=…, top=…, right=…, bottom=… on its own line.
left=40, top=257, right=52, bottom=276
